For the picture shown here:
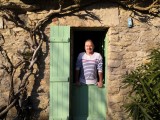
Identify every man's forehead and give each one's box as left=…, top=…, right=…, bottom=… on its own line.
left=85, top=41, right=93, bottom=45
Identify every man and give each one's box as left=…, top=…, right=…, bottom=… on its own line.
left=75, top=39, right=103, bottom=88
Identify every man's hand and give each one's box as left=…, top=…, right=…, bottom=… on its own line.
left=98, top=72, right=103, bottom=88
left=97, top=82, right=103, bottom=88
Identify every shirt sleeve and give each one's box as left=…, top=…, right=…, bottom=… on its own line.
left=97, top=53, right=103, bottom=72
left=76, top=53, right=82, bottom=70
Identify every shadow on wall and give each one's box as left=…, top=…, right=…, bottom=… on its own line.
left=30, top=34, right=50, bottom=120
left=59, top=1, right=118, bottom=23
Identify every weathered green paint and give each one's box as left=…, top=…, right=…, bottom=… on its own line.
left=71, top=85, right=106, bottom=120
left=50, top=43, right=70, bottom=82
left=50, top=82, right=69, bottom=120
left=50, top=25, right=70, bottom=120
left=70, top=34, right=107, bottom=120
left=50, top=26, right=70, bottom=43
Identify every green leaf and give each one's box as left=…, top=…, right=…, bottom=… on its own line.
left=139, top=79, right=153, bottom=104
left=138, top=104, right=153, bottom=120
left=153, top=82, right=160, bottom=93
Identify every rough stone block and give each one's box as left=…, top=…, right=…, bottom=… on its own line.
left=13, top=27, right=24, bottom=32
left=123, top=52, right=137, bottom=59
left=0, top=17, right=3, bottom=29
left=108, top=60, right=121, bottom=68
left=108, top=52, right=122, bottom=60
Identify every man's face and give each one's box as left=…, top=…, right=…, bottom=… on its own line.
left=85, top=41, right=94, bottom=54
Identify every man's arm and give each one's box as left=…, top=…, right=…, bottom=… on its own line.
left=97, top=72, right=103, bottom=88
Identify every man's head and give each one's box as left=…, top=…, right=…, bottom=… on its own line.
left=84, top=39, right=94, bottom=55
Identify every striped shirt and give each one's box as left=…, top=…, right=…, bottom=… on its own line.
left=76, top=52, right=103, bottom=84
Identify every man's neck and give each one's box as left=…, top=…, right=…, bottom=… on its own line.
left=86, top=52, right=94, bottom=56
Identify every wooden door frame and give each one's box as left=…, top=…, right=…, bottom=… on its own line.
left=69, top=27, right=108, bottom=119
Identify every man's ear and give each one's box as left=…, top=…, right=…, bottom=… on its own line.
left=92, top=45, right=94, bottom=50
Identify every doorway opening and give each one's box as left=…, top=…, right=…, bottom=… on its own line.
left=70, top=27, right=108, bottom=120
left=70, top=27, right=107, bottom=84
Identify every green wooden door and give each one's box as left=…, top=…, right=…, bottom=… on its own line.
left=71, top=35, right=107, bottom=120
left=50, top=26, right=70, bottom=120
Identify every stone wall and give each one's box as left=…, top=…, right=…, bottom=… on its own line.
left=0, top=1, right=160, bottom=120
left=107, top=22, right=160, bottom=120
left=108, top=8, right=160, bottom=119
left=0, top=11, right=50, bottom=119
